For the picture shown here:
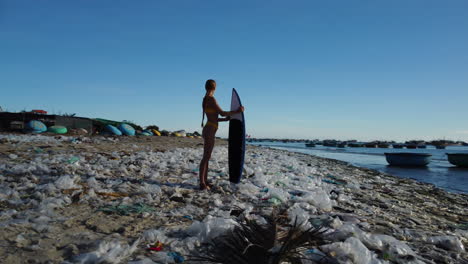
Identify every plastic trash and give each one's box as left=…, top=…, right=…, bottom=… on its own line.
left=183, top=215, right=193, bottom=220
left=33, top=147, right=43, bottom=153
left=98, top=203, right=155, bottom=215
left=426, top=235, right=465, bottom=252
left=300, top=189, right=332, bottom=212
left=128, top=258, right=157, bottom=264
left=186, top=215, right=237, bottom=243
left=320, top=237, right=373, bottom=264
left=67, top=156, right=80, bottom=164
left=168, top=252, right=184, bottom=263
left=73, top=239, right=140, bottom=264
left=55, top=175, right=79, bottom=189
left=268, top=197, right=282, bottom=206
left=147, top=241, right=164, bottom=251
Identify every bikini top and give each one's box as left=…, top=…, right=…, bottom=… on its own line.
left=204, top=107, right=217, bottom=114
left=201, top=97, right=218, bottom=127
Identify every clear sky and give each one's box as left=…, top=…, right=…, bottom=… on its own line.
left=1, top=0, right=467, bottom=141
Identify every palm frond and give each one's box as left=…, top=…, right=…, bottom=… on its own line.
left=190, top=207, right=337, bottom=264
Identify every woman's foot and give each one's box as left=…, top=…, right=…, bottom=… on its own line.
left=199, top=183, right=211, bottom=191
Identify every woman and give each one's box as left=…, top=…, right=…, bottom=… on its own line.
left=199, top=79, right=244, bottom=190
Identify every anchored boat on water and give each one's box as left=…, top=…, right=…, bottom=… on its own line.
left=446, top=153, right=468, bottom=168
left=384, top=153, right=432, bottom=166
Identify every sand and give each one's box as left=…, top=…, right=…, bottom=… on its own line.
left=0, top=133, right=466, bottom=264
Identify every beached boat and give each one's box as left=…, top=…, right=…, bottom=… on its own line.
left=305, top=143, right=316, bottom=147
left=384, top=153, right=432, bottom=166
left=446, top=153, right=468, bottom=168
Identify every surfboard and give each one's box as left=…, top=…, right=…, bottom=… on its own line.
left=228, top=88, right=246, bottom=183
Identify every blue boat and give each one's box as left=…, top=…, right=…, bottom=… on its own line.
left=105, top=125, right=122, bottom=136
left=25, top=120, right=47, bottom=133
left=446, top=153, right=468, bottom=168
left=384, top=153, right=432, bottom=166
left=118, top=123, right=135, bottom=136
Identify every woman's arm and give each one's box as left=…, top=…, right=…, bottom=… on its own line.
left=210, top=97, right=243, bottom=117
left=218, top=117, right=231, bottom=122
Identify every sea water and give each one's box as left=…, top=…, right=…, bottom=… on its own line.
left=248, top=141, right=468, bottom=194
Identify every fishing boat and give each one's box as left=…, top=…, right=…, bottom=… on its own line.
left=384, top=153, right=432, bottom=166
left=364, top=142, right=378, bottom=148
left=378, top=142, right=390, bottom=148
left=323, top=141, right=338, bottom=147
left=446, top=153, right=468, bottom=168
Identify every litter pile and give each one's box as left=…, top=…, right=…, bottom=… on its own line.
left=0, top=134, right=466, bottom=264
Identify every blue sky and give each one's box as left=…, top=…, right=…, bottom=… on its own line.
left=1, top=0, right=467, bottom=141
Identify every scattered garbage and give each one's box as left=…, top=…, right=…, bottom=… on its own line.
left=147, top=241, right=164, bottom=251
left=426, top=235, right=465, bottom=252
left=67, top=156, right=80, bottom=164
left=0, top=133, right=466, bottom=263
left=98, top=203, right=155, bottom=215
left=168, top=252, right=184, bottom=263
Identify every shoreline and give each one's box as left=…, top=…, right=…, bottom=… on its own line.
left=0, top=133, right=466, bottom=263
left=256, top=143, right=468, bottom=195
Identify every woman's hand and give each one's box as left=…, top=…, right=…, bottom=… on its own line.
left=218, top=117, right=231, bottom=122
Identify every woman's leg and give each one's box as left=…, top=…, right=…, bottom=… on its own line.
left=203, top=133, right=215, bottom=185
left=199, top=126, right=216, bottom=189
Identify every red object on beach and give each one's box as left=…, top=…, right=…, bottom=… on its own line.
left=147, top=241, right=163, bottom=251
left=31, top=109, right=47, bottom=114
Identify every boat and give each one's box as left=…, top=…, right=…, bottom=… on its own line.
left=435, top=145, right=446, bottom=149
left=446, top=153, right=468, bottom=168
left=406, top=144, right=418, bottom=149
left=384, top=153, right=432, bottom=166
left=337, top=142, right=347, bottom=148
left=348, top=142, right=363, bottom=148
left=378, top=143, right=390, bottom=148
left=392, top=144, right=404, bottom=149
left=323, top=141, right=338, bottom=147
left=305, top=143, right=316, bottom=147
left=364, top=142, right=378, bottom=148
left=417, top=144, right=427, bottom=149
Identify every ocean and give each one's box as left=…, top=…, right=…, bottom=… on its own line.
left=248, top=141, right=468, bottom=194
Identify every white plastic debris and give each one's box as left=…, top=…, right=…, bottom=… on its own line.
left=426, top=235, right=465, bottom=252
left=186, top=215, right=237, bottom=243
left=321, top=237, right=375, bottom=264
left=55, top=175, right=80, bottom=189
left=73, top=239, right=140, bottom=264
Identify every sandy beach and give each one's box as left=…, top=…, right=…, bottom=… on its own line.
left=0, top=133, right=466, bottom=264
